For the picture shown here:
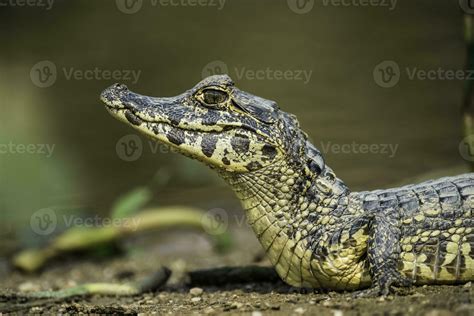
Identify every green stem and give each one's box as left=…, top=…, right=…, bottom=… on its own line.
left=13, top=207, right=231, bottom=272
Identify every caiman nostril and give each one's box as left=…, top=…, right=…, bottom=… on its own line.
left=112, top=83, right=128, bottom=91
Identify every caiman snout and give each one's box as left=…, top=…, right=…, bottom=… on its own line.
left=100, top=83, right=130, bottom=107
left=101, top=83, right=156, bottom=113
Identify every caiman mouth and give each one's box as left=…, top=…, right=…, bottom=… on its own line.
left=105, top=106, right=243, bottom=141
left=100, top=83, right=267, bottom=136
left=101, top=78, right=285, bottom=173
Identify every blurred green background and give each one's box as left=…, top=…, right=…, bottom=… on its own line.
left=0, top=0, right=468, bottom=249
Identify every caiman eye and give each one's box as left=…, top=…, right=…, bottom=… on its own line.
left=202, top=89, right=228, bottom=105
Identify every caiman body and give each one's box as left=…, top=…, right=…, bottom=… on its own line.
left=101, top=75, right=474, bottom=295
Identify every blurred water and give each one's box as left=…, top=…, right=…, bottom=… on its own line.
left=0, top=0, right=468, bottom=239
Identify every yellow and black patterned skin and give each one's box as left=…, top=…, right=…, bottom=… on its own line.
left=101, top=75, right=474, bottom=295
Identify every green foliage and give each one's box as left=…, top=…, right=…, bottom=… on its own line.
left=212, top=231, right=233, bottom=253
left=111, top=187, right=152, bottom=219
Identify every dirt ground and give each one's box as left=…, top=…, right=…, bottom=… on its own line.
left=0, top=228, right=473, bottom=315
left=3, top=282, right=473, bottom=315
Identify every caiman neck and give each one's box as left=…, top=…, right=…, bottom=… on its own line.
left=219, top=151, right=351, bottom=287
left=220, top=145, right=351, bottom=231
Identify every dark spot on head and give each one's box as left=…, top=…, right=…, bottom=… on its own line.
left=246, top=161, right=262, bottom=171
left=235, top=133, right=249, bottom=139
left=187, top=133, right=198, bottom=143
left=202, top=112, right=222, bottom=126
left=308, top=159, right=322, bottom=175
left=222, top=157, right=230, bottom=165
left=202, top=120, right=215, bottom=126
left=344, top=238, right=358, bottom=248
left=262, top=145, right=277, bottom=159
left=125, top=110, right=142, bottom=126
left=308, top=213, right=319, bottom=222
left=167, top=129, right=185, bottom=146
left=320, top=247, right=329, bottom=257
left=201, top=135, right=218, bottom=158
left=323, top=170, right=335, bottom=182
left=169, top=110, right=185, bottom=126
left=231, top=137, right=250, bottom=153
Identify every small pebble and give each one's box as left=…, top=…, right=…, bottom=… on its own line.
left=191, top=297, right=201, bottom=303
left=190, top=287, right=204, bottom=296
left=294, top=307, right=306, bottom=314
left=244, top=284, right=254, bottom=291
left=158, top=294, right=167, bottom=300
left=411, top=292, right=425, bottom=298
left=424, top=309, right=455, bottom=316
left=203, top=307, right=215, bottom=314
left=264, top=302, right=280, bottom=310
left=322, top=300, right=333, bottom=307
left=18, top=282, right=40, bottom=293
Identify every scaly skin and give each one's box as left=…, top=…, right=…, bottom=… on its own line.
left=101, top=75, right=474, bottom=295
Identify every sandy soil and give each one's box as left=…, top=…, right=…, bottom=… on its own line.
left=1, top=229, right=473, bottom=315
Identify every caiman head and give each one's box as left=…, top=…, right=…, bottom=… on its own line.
left=101, top=75, right=350, bottom=290
left=101, top=75, right=310, bottom=173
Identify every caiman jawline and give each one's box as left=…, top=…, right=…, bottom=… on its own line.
left=107, top=106, right=265, bottom=138
left=124, top=110, right=142, bottom=126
